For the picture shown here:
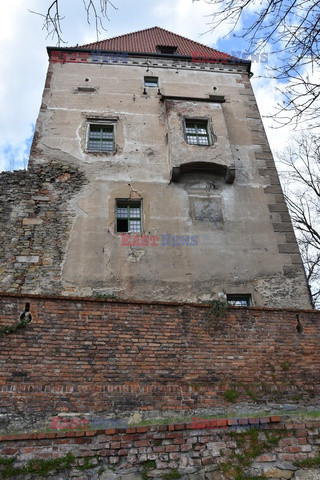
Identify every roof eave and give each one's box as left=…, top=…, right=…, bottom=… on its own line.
left=46, top=46, right=252, bottom=72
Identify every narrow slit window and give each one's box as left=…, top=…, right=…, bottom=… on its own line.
left=116, top=200, right=142, bottom=233
left=87, top=124, right=114, bottom=152
left=185, top=120, right=210, bottom=146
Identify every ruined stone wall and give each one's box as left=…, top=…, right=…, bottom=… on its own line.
left=0, top=416, right=319, bottom=480
left=0, top=164, right=87, bottom=294
left=0, top=294, right=319, bottom=420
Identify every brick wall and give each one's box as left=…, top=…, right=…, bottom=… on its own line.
left=0, top=294, right=319, bottom=418
left=0, top=417, right=319, bottom=479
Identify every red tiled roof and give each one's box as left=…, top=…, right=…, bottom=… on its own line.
left=78, top=26, right=231, bottom=59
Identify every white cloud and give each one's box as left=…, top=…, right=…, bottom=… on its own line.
left=0, top=0, right=110, bottom=172
left=250, top=45, right=293, bottom=155
left=0, top=1, right=48, bottom=171
left=251, top=50, right=320, bottom=160
left=151, top=0, right=233, bottom=47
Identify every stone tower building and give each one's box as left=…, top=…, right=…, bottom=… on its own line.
left=0, top=27, right=311, bottom=308
left=1, top=31, right=320, bottom=473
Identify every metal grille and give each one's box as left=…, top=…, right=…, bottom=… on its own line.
left=144, top=76, right=158, bottom=87
left=227, top=295, right=251, bottom=307
left=116, top=201, right=142, bottom=233
left=185, top=120, right=209, bottom=146
left=88, top=125, right=114, bottom=152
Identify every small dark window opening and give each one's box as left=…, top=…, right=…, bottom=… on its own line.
left=227, top=294, right=252, bottom=307
left=144, top=76, right=159, bottom=87
left=116, top=200, right=142, bottom=233
left=157, top=45, right=177, bottom=55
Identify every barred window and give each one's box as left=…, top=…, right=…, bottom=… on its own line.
left=227, top=294, right=252, bottom=307
left=185, top=120, right=210, bottom=146
left=87, top=124, right=114, bottom=152
left=144, top=76, right=159, bottom=87
left=116, top=200, right=142, bottom=233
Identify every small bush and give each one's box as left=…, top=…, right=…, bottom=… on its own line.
left=163, top=468, right=181, bottom=480
left=225, top=388, right=239, bottom=402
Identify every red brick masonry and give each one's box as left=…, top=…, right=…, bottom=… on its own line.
left=0, top=294, right=319, bottom=414
left=0, top=416, right=281, bottom=442
left=190, top=416, right=269, bottom=429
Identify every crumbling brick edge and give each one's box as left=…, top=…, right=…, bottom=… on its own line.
left=0, top=416, right=282, bottom=442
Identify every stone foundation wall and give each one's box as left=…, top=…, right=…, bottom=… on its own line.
left=0, top=417, right=319, bottom=479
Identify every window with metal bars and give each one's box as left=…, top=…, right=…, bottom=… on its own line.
left=226, top=294, right=252, bottom=307
left=185, top=120, right=210, bottom=146
left=144, top=76, right=159, bottom=87
left=87, top=124, right=114, bottom=152
left=116, top=200, right=142, bottom=233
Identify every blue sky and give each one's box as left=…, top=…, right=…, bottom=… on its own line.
left=0, top=0, right=303, bottom=172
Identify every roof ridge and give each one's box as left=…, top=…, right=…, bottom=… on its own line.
left=149, top=26, right=223, bottom=55
left=79, top=26, right=161, bottom=49
left=77, top=26, right=231, bottom=59
left=77, top=26, right=231, bottom=58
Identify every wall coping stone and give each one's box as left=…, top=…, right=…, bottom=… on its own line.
left=0, top=416, right=282, bottom=443
left=0, top=292, right=318, bottom=315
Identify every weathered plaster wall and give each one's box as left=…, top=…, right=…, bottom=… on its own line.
left=0, top=295, right=319, bottom=419
left=0, top=55, right=311, bottom=307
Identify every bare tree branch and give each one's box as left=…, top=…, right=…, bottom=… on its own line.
left=30, top=0, right=118, bottom=46
left=202, top=0, right=320, bottom=127
left=278, top=133, right=320, bottom=308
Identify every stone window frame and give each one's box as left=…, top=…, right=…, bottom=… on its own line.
left=115, top=199, right=143, bottom=233
left=183, top=117, right=214, bottom=147
left=85, top=118, right=118, bottom=154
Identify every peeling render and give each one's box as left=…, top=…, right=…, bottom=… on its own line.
left=0, top=51, right=312, bottom=308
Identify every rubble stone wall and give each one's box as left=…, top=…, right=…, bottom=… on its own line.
left=0, top=417, right=319, bottom=480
